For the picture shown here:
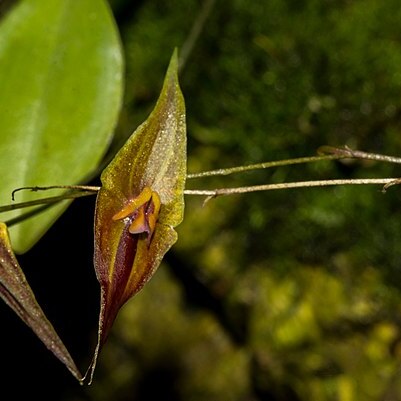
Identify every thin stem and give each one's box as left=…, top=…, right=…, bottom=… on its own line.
left=5, top=204, right=53, bottom=227
left=184, top=178, right=400, bottom=200
left=2, top=177, right=400, bottom=213
left=0, top=191, right=98, bottom=214
left=179, top=0, right=217, bottom=73
left=187, top=154, right=342, bottom=179
left=12, top=185, right=100, bottom=201
left=187, top=146, right=401, bottom=179
left=318, top=145, right=401, bottom=164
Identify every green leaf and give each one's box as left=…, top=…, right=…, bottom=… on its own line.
left=0, top=222, right=82, bottom=381
left=0, top=0, right=123, bottom=253
left=87, top=50, right=186, bottom=383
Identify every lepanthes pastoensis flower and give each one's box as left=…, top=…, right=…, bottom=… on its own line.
left=87, top=50, right=186, bottom=382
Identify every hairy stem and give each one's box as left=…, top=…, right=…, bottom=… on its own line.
left=187, top=146, right=401, bottom=179
left=187, top=154, right=342, bottom=179
left=184, top=178, right=400, bottom=204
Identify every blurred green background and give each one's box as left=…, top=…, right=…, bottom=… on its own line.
left=3, top=0, right=401, bottom=400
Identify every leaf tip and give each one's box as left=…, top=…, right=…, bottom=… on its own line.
left=166, top=48, right=180, bottom=81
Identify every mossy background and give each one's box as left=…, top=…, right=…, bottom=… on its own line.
left=2, top=0, right=401, bottom=400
